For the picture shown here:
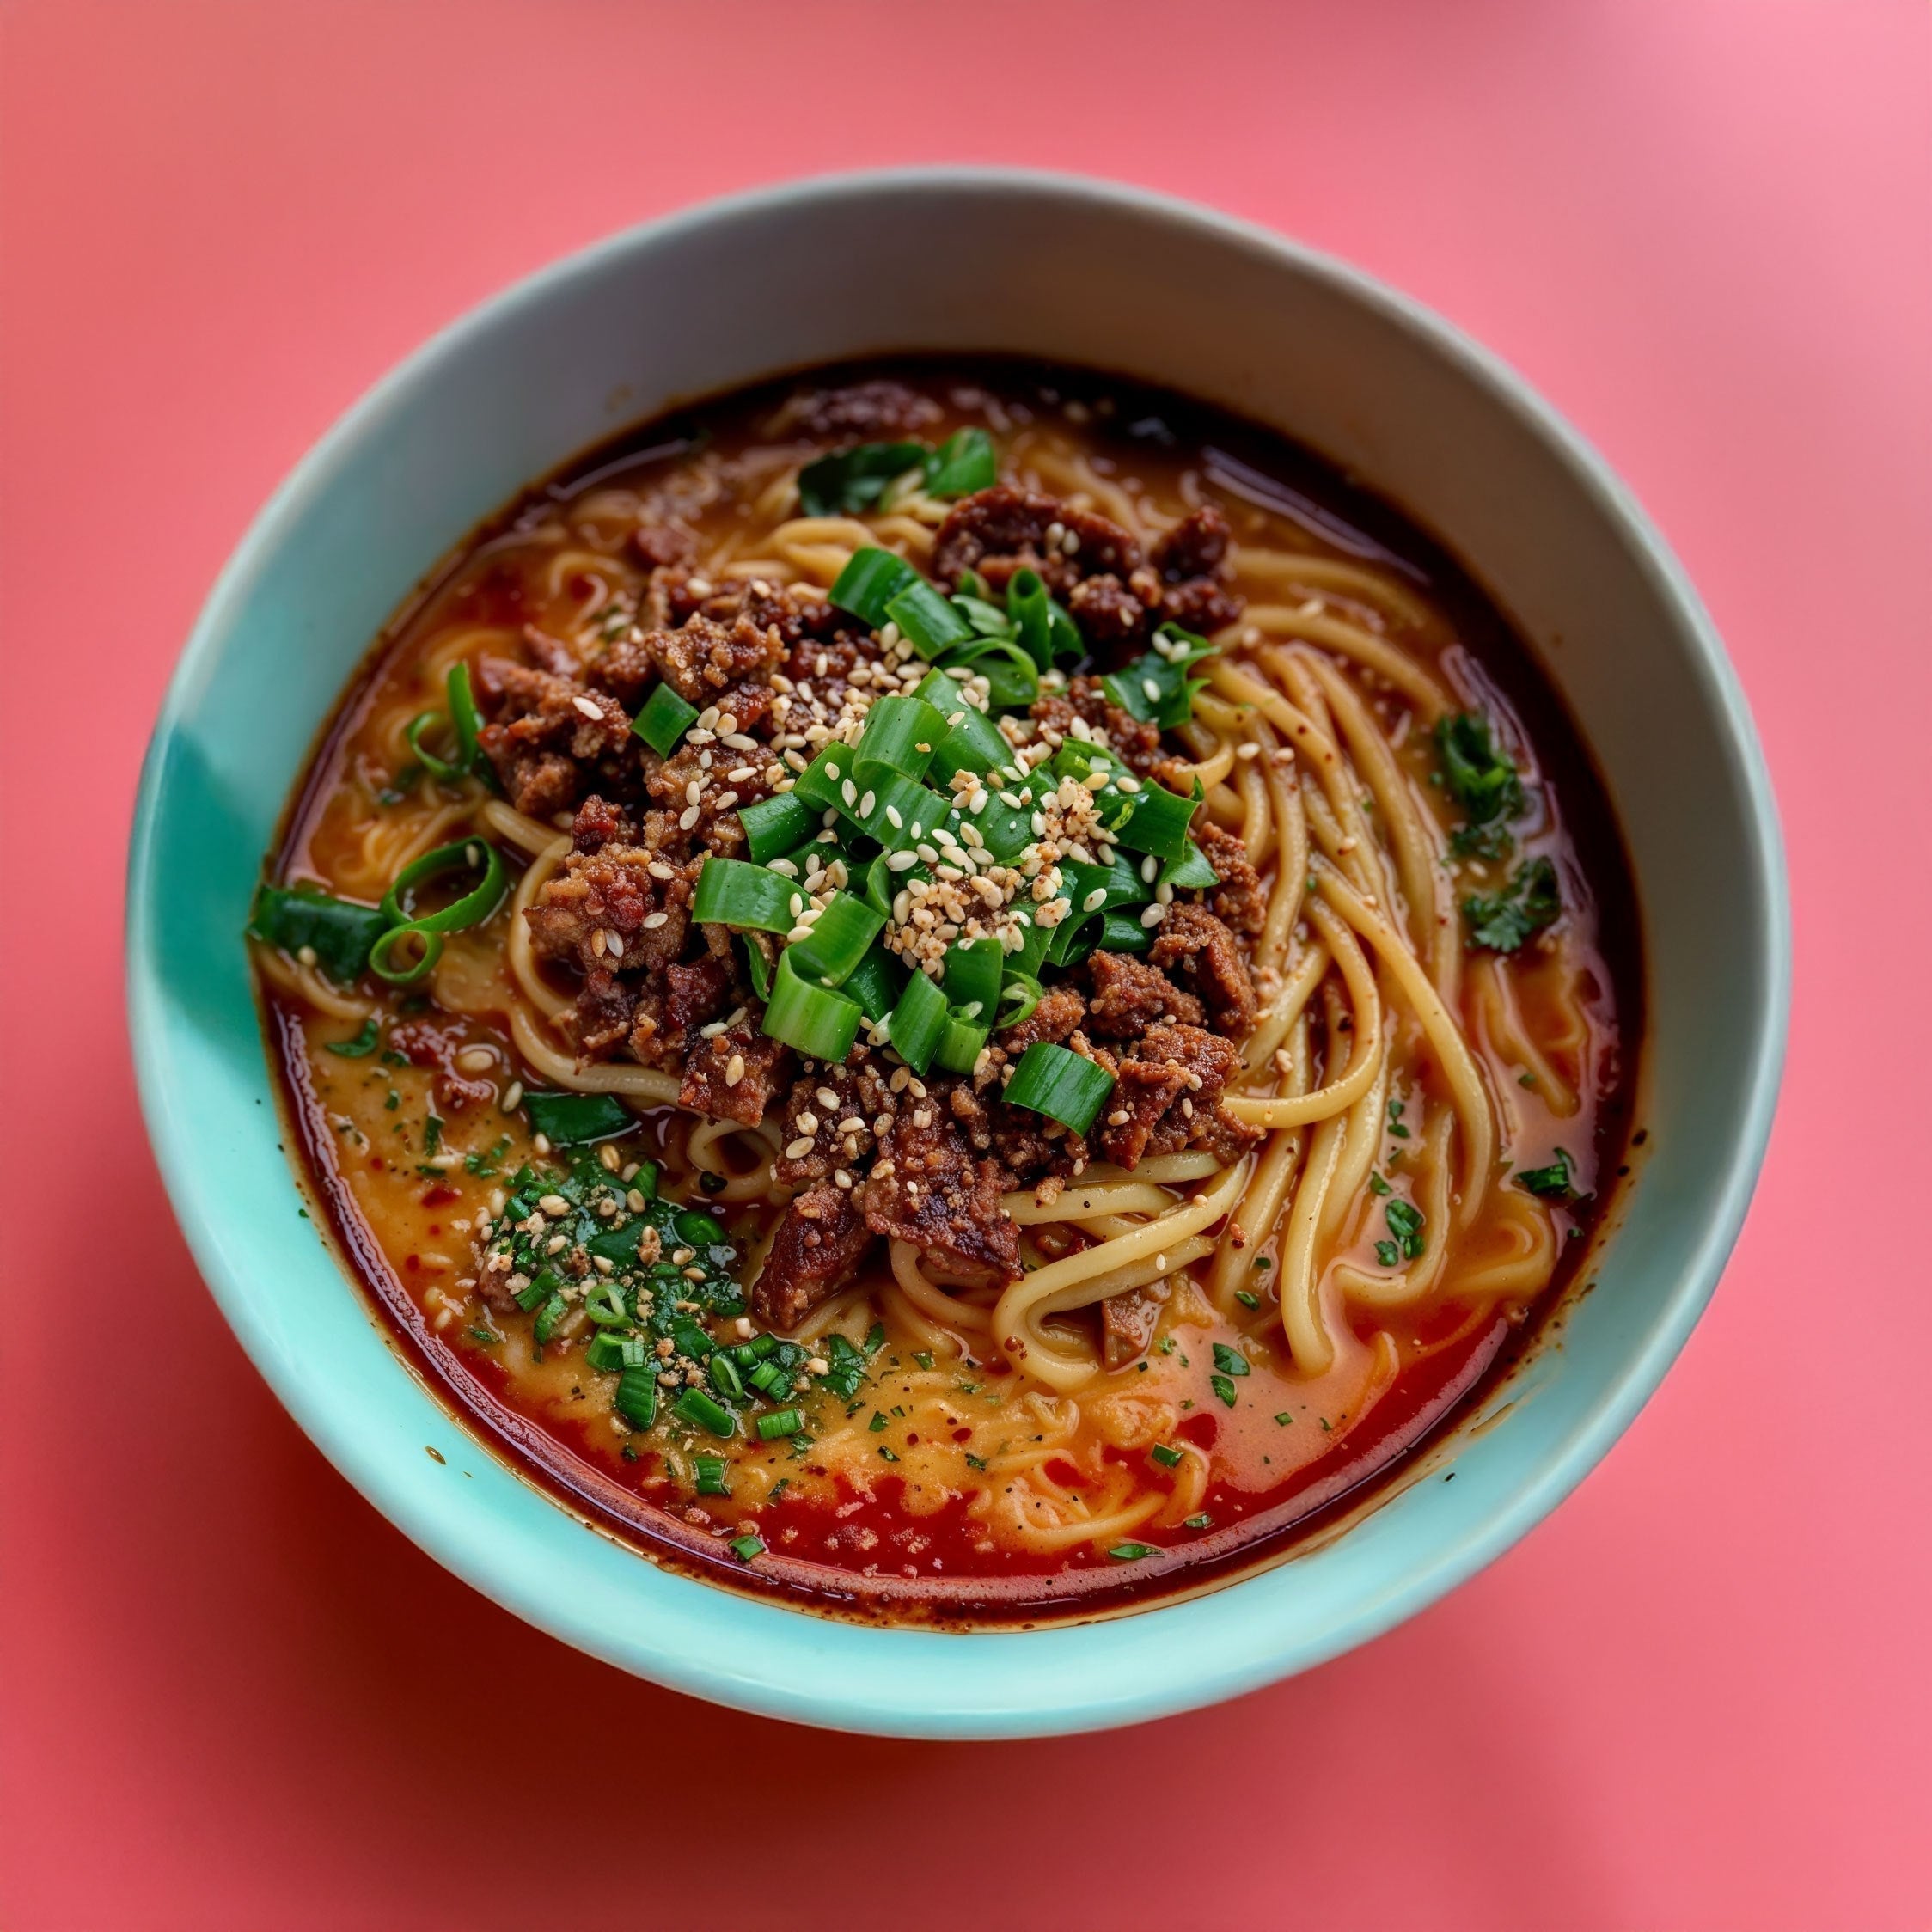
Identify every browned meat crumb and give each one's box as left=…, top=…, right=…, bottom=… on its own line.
left=1103, top=1281, right=1170, bottom=1368
left=641, top=612, right=783, bottom=705
left=1150, top=504, right=1244, bottom=634
left=1085, top=951, right=1205, bottom=1036
left=1151, top=504, right=1232, bottom=581
left=771, top=379, right=944, bottom=441
left=1090, top=1024, right=1260, bottom=1169
left=525, top=840, right=702, bottom=977
left=993, top=985, right=1087, bottom=1058
left=1194, top=821, right=1267, bottom=938
left=751, top=1183, right=874, bottom=1330
left=1067, top=573, right=1150, bottom=645
left=1028, top=676, right=1163, bottom=776
left=773, top=1060, right=896, bottom=1189
left=1149, top=904, right=1259, bottom=1037
left=680, top=1025, right=791, bottom=1126
left=474, top=657, right=632, bottom=818
left=632, top=521, right=696, bottom=569
left=932, top=484, right=1141, bottom=596
left=859, top=1099, right=1020, bottom=1287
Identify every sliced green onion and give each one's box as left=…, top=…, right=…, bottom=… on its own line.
left=584, top=1332, right=627, bottom=1373
left=1108, top=1543, right=1159, bottom=1562
left=941, top=936, right=1005, bottom=1019
left=1115, top=777, right=1201, bottom=864
left=937, top=632, right=1040, bottom=710
left=995, top=973, right=1044, bottom=1031
left=742, top=933, right=773, bottom=1001
left=885, top=967, right=949, bottom=1074
left=248, top=883, right=388, bottom=982
left=730, top=1533, right=766, bottom=1561
left=950, top=590, right=1012, bottom=637
left=620, top=1335, right=651, bottom=1367
left=447, top=661, right=482, bottom=773
left=694, top=1454, right=730, bottom=1495
left=829, top=547, right=920, bottom=626
left=790, top=742, right=855, bottom=813
left=522, top=1091, right=632, bottom=1144
left=738, top=791, right=814, bottom=863
left=673, top=1387, right=737, bottom=1438
left=1006, top=1041, right=1116, bottom=1135
left=380, top=839, right=507, bottom=935
left=843, top=940, right=907, bottom=1023
left=533, top=1290, right=567, bottom=1345
left=633, top=682, right=699, bottom=756
left=1046, top=854, right=1149, bottom=968
left=614, top=1367, right=658, bottom=1428
left=761, top=951, right=863, bottom=1061
left=932, top=1014, right=989, bottom=1075
left=1161, top=839, right=1221, bottom=892
left=514, top=1269, right=559, bottom=1313
left=584, top=1280, right=629, bottom=1327
left=885, top=578, right=973, bottom=657
left=914, top=670, right=1014, bottom=779
left=1149, top=1442, right=1184, bottom=1469
left=691, top=855, right=797, bottom=933
left=405, top=710, right=465, bottom=783
left=788, top=892, right=886, bottom=987
left=798, top=441, right=926, bottom=517
left=853, top=694, right=949, bottom=783
left=708, top=1352, right=745, bottom=1403
left=1097, top=911, right=1152, bottom=953
left=757, top=1408, right=805, bottom=1440
left=924, top=426, right=996, bottom=498
left=368, top=922, right=443, bottom=985
left=670, top=1318, right=712, bottom=1361
left=1101, top=623, right=1217, bottom=730
left=1007, top=566, right=1082, bottom=669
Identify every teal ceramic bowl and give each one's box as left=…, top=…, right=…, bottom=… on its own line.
left=127, top=170, right=1788, bottom=1738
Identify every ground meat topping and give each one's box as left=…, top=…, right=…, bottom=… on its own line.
left=859, top=1097, right=1020, bottom=1287
left=771, top=378, right=944, bottom=442
left=1148, top=904, right=1260, bottom=1038
left=1194, top=821, right=1267, bottom=938
left=680, top=1024, right=791, bottom=1127
left=641, top=611, right=783, bottom=705
left=1085, top=951, right=1205, bottom=1036
left=932, top=484, right=1141, bottom=596
left=750, top=1183, right=874, bottom=1330
left=1091, top=1024, right=1261, bottom=1170
left=773, top=1058, right=896, bottom=1189
left=475, top=657, right=633, bottom=819
left=1103, top=1281, right=1171, bottom=1368
left=1067, top=573, right=1151, bottom=646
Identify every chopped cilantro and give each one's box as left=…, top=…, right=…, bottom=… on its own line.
left=1464, top=856, right=1561, bottom=952
left=1210, top=1373, right=1238, bottom=1408
left=325, top=1018, right=382, bottom=1057
left=1515, top=1148, right=1578, bottom=1200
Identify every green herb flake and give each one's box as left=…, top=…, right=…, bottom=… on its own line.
left=325, top=1018, right=382, bottom=1057
left=1107, top=1542, right=1159, bottom=1562
left=1210, top=1373, right=1238, bottom=1409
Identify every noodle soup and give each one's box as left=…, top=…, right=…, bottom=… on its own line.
left=252, top=361, right=1637, bottom=1622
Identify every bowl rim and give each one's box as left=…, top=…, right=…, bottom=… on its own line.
left=126, top=165, right=1790, bottom=1736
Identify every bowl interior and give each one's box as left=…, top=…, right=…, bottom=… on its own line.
left=128, top=171, right=1786, bottom=1737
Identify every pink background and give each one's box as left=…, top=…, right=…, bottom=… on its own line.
left=3, top=3, right=1929, bottom=1926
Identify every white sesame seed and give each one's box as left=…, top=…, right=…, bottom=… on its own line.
left=531, top=1133, right=551, bottom=1155
left=784, top=1136, right=816, bottom=1160
left=1140, top=903, right=1167, bottom=926
left=678, top=805, right=700, bottom=830
left=455, top=1045, right=495, bottom=1073
left=859, top=789, right=876, bottom=817
left=572, top=695, right=603, bottom=720
left=500, top=1081, right=523, bottom=1114
left=716, top=714, right=739, bottom=736
left=797, top=1111, right=819, bottom=1134
left=606, top=932, right=624, bottom=957
left=724, top=1054, right=746, bottom=1086
left=296, top=945, right=318, bottom=968
left=1142, top=676, right=1161, bottom=700
left=642, top=911, right=669, bottom=929
left=538, top=1194, right=570, bottom=1215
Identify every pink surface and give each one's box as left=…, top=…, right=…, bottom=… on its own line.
left=3, top=3, right=1929, bottom=1926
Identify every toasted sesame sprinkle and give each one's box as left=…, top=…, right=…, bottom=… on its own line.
left=572, top=694, right=603, bottom=720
